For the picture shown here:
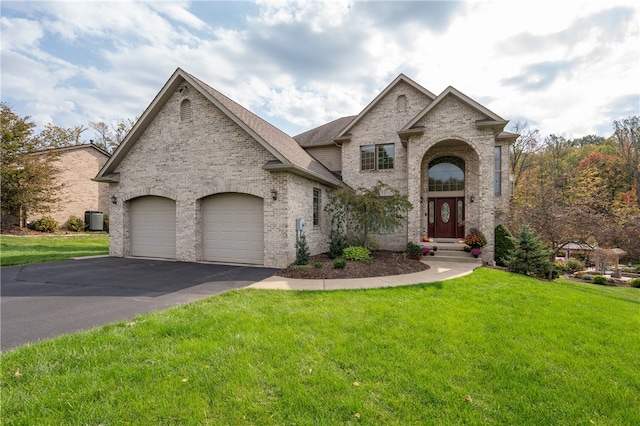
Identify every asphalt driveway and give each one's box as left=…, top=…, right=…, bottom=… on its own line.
left=1, top=257, right=278, bottom=351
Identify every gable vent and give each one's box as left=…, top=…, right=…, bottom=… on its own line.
left=180, top=99, right=192, bottom=121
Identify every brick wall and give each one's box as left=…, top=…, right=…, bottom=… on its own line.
left=27, top=146, right=109, bottom=228
left=108, top=82, right=329, bottom=268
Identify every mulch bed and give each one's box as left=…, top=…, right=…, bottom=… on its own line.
left=278, top=250, right=429, bottom=280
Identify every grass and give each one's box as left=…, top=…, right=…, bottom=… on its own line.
left=0, top=234, right=109, bottom=266
left=2, top=269, right=639, bottom=425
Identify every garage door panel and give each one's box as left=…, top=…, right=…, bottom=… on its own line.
left=130, top=196, right=176, bottom=259
left=202, top=193, right=264, bottom=265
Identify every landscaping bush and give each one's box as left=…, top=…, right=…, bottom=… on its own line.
left=333, top=258, right=346, bottom=269
left=343, top=246, right=371, bottom=262
left=32, top=216, right=59, bottom=233
left=406, top=242, right=422, bottom=258
left=555, top=261, right=569, bottom=272
left=494, top=224, right=514, bottom=266
left=327, top=228, right=346, bottom=259
left=592, top=275, right=608, bottom=285
left=66, top=215, right=85, bottom=232
left=314, top=262, right=323, bottom=269
left=628, top=278, right=640, bottom=288
left=565, top=258, right=585, bottom=273
left=294, top=233, right=310, bottom=266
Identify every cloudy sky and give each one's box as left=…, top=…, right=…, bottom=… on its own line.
left=2, top=1, right=639, bottom=141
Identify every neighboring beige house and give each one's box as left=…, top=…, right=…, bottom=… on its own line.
left=30, top=144, right=111, bottom=228
left=95, top=68, right=516, bottom=268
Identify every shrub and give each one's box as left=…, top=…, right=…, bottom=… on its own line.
left=582, top=274, right=594, bottom=282
left=343, top=246, right=371, bottom=262
left=294, top=233, right=310, bottom=266
left=32, top=216, right=59, bottom=233
left=555, top=261, right=569, bottom=272
left=327, top=228, right=346, bottom=259
left=628, top=278, right=640, bottom=288
left=592, top=275, right=608, bottom=285
left=314, top=262, right=323, bottom=269
left=66, top=215, right=85, bottom=232
left=494, top=224, right=514, bottom=267
left=565, top=258, right=585, bottom=273
left=333, top=258, right=347, bottom=269
left=503, top=224, right=555, bottom=280
left=406, top=242, right=422, bottom=258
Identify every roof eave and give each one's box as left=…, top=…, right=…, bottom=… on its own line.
left=263, top=162, right=343, bottom=188
left=475, top=119, right=508, bottom=134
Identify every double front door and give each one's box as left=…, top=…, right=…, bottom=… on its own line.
left=427, top=197, right=464, bottom=239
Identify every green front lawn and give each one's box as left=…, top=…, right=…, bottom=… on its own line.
left=0, top=234, right=109, bottom=266
left=2, top=269, right=639, bottom=424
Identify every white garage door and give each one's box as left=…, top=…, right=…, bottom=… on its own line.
left=202, top=193, right=264, bottom=265
left=130, top=196, right=176, bottom=259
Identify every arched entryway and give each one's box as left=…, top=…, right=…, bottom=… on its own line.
left=426, top=156, right=465, bottom=238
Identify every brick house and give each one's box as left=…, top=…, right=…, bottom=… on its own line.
left=95, top=68, right=516, bottom=268
left=24, top=144, right=110, bottom=228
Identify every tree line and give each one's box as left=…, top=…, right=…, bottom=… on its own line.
left=507, top=117, right=640, bottom=262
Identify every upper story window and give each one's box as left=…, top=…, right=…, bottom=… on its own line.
left=180, top=99, right=192, bottom=121
left=494, top=146, right=502, bottom=195
left=312, top=188, right=321, bottom=226
left=397, top=95, right=407, bottom=112
left=361, top=143, right=395, bottom=171
left=428, top=156, right=465, bottom=191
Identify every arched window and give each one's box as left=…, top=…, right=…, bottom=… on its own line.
left=180, top=99, right=192, bottom=122
left=397, top=95, right=407, bottom=112
left=428, top=157, right=465, bottom=192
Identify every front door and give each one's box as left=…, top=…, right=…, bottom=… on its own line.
left=428, top=197, right=464, bottom=239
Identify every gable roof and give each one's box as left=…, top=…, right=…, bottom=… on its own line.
left=294, top=115, right=356, bottom=147
left=95, top=68, right=341, bottom=187
left=32, top=143, right=110, bottom=158
left=334, top=74, right=437, bottom=141
left=399, top=86, right=508, bottom=139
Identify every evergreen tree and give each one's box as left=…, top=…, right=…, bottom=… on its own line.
left=504, top=224, right=555, bottom=279
left=294, top=232, right=310, bottom=265
left=494, top=224, right=514, bottom=267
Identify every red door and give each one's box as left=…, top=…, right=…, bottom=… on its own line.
left=428, top=197, right=464, bottom=238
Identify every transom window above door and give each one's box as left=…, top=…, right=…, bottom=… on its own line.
left=361, top=143, right=395, bottom=171
left=428, top=156, right=465, bottom=191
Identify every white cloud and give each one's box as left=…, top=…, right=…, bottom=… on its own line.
left=0, top=0, right=638, bottom=140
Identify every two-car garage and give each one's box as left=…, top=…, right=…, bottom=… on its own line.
left=129, top=194, right=264, bottom=265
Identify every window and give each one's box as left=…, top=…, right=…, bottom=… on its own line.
left=361, top=143, right=395, bottom=171
left=428, top=157, right=465, bottom=192
left=494, top=146, right=502, bottom=195
left=312, top=188, right=320, bottom=226
left=180, top=99, right=192, bottom=121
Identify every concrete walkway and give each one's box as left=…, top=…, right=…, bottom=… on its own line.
left=248, top=260, right=478, bottom=291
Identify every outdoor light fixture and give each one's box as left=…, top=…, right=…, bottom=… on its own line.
left=110, top=195, right=118, bottom=204
left=470, top=195, right=475, bottom=203
left=271, top=189, right=278, bottom=200
left=177, top=85, right=188, bottom=93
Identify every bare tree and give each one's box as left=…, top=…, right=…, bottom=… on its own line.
left=89, top=117, right=136, bottom=153
left=613, top=116, right=640, bottom=205
left=34, top=123, right=87, bottom=149
left=509, top=121, right=541, bottom=192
